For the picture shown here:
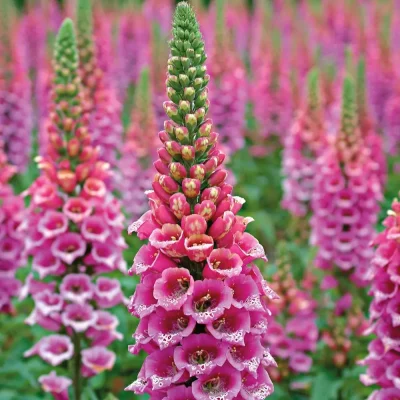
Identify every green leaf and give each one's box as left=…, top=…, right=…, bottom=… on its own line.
left=311, top=371, right=342, bottom=400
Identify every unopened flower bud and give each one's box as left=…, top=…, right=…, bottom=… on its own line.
left=204, top=157, right=218, bottom=173
left=182, top=178, right=201, bottom=198
left=179, top=74, right=189, bottom=87
left=165, top=141, right=182, bottom=157
left=57, top=170, right=76, bottom=193
left=181, top=146, right=195, bottom=161
left=187, top=67, right=197, bottom=79
left=185, top=114, right=197, bottom=132
left=167, top=87, right=180, bottom=103
left=195, top=137, right=209, bottom=153
left=164, top=120, right=176, bottom=135
left=169, top=162, right=187, bottom=180
left=158, top=148, right=173, bottom=163
left=190, top=164, right=206, bottom=181
left=76, top=163, right=91, bottom=182
left=201, top=186, right=221, bottom=203
left=154, top=159, right=170, bottom=175
left=183, top=87, right=195, bottom=101
left=175, top=126, right=189, bottom=142
left=159, top=175, right=180, bottom=194
left=209, top=169, right=228, bottom=186
left=199, top=120, right=212, bottom=137
left=194, top=200, right=216, bottom=220
left=179, top=100, right=191, bottom=113
left=67, top=138, right=80, bottom=157
left=158, top=131, right=169, bottom=143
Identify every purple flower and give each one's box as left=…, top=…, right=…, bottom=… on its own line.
left=38, top=211, right=68, bottom=239
left=143, top=346, right=184, bottom=391
left=39, top=371, right=72, bottom=400
left=206, top=306, right=250, bottom=345
left=183, top=279, right=233, bottom=324
left=148, top=308, right=196, bottom=349
left=24, top=335, right=74, bottom=366
left=60, top=274, right=94, bottom=304
left=81, top=346, right=116, bottom=376
left=154, top=267, right=194, bottom=311
left=192, top=364, right=241, bottom=400
left=62, top=303, right=96, bottom=332
left=94, top=277, right=124, bottom=308
left=32, top=252, right=65, bottom=279
left=174, top=334, right=228, bottom=377
left=51, top=233, right=87, bottom=265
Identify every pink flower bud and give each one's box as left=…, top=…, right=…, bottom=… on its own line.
left=204, top=157, right=218, bottom=173
left=158, top=148, right=173, bottom=163
left=57, top=170, right=76, bottom=193
left=164, top=120, right=176, bottom=135
left=165, top=141, right=182, bottom=157
left=152, top=180, right=172, bottom=204
left=154, top=159, right=170, bottom=175
left=185, top=114, right=197, bottom=131
left=194, top=200, right=216, bottom=221
left=194, top=137, right=209, bottom=153
left=158, top=130, right=170, bottom=143
left=159, top=175, right=180, bottom=194
left=181, top=146, right=195, bottom=161
left=67, top=138, right=80, bottom=157
left=169, top=162, right=187, bottom=180
left=201, top=187, right=221, bottom=203
left=190, top=164, right=206, bottom=181
left=182, top=178, right=201, bottom=198
left=181, top=214, right=208, bottom=236
left=175, top=126, right=189, bottom=141
left=209, top=168, right=228, bottom=186
left=199, top=119, right=213, bottom=137
left=169, top=193, right=191, bottom=219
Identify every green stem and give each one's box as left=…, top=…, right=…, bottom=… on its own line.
left=72, top=333, right=82, bottom=400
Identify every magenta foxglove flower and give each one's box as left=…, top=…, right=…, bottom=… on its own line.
left=355, top=57, right=386, bottom=186
left=0, top=19, right=33, bottom=172
left=251, top=31, right=292, bottom=146
left=0, top=142, right=25, bottom=314
left=311, top=77, right=382, bottom=287
left=116, top=5, right=150, bottom=99
left=76, top=0, right=123, bottom=170
left=39, top=371, right=72, bottom=400
left=25, top=335, right=74, bottom=366
left=261, top=260, right=317, bottom=385
left=282, top=69, right=327, bottom=217
left=23, top=16, right=126, bottom=397
left=359, top=198, right=400, bottom=397
left=208, top=0, right=247, bottom=156
left=118, top=68, right=158, bottom=220
left=126, top=3, right=277, bottom=397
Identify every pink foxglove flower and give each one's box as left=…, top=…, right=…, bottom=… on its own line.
left=359, top=199, right=400, bottom=398
left=208, top=0, right=247, bottom=156
left=262, top=257, right=317, bottom=388
left=0, top=141, right=25, bottom=313
left=251, top=29, right=292, bottom=147
left=0, top=15, right=33, bottom=172
left=311, top=76, right=382, bottom=287
left=39, top=371, right=72, bottom=400
left=282, top=69, right=327, bottom=217
left=116, top=3, right=150, bottom=99
left=23, top=17, right=126, bottom=398
left=76, top=0, right=122, bottom=169
left=118, top=68, right=158, bottom=219
left=311, top=77, right=381, bottom=371
left=126, top=3, right=277, bottom=398
left=356, top=57, right=386, bottom=186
